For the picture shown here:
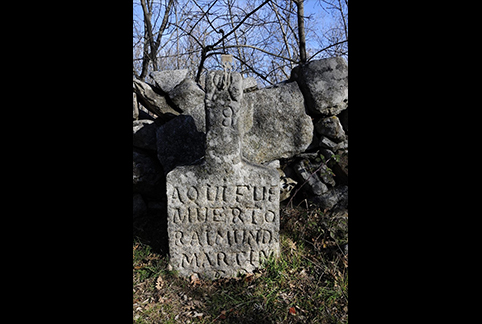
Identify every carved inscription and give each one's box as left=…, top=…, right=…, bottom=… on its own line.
left=173, top=228, right=276, bottom=247
left=179, top=250, right=271, bottom=268
left=170, top=184, right=277, bottom=213
left=167, top=182, right=279, bottom=276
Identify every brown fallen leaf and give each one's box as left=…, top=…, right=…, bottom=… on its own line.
left=155, top=276, right=164, bottom=290
left=245, top=273, right=254, bottom=282
left=190, top=273, right=201, bottom=287
left=219, top=310, right=227, bottom=320
left=289, top=306, right=296, bottom=315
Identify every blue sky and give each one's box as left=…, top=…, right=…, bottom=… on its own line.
left=133, top=0, right=340, bottom=63
left=133, top=0, right=330, bottom=38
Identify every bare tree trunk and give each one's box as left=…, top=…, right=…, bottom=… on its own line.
left=271, top=1, right=293, bottom=69
left=139, top=0, right=174, bottom=80
left=294, top=0, right=307, bottom=64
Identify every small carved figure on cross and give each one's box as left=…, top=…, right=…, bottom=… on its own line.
left=220, top=54, right=234, bottom=89
left=221, top=54, right=233, bottom=72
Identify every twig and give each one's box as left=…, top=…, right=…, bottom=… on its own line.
left=308, top=39, right=348, bottom=62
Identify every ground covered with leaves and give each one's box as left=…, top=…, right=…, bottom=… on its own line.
left=133, top=205, right=348, bottom=323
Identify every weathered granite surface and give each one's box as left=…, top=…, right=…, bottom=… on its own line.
left=166, top=71, right=280, bottom=279
left=290, top=57, right=348, bottom=116
left=242, top=81, right=313, bottom=163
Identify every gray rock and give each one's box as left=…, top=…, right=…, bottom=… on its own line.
left=133, top=193, right=147, bottom=218
left=133, top=78, right=180, bottom=119
left=264, top=160, right=280, bottom=169
left=156, top=115, right=205, bottom=175
left=168, top=78, right=206, bottom=132
left=338, top=107, right=348, bottom=134
left=138, top=109, right=155, bottom=120
left=150, top=69, right=189, bottom=93
left=318, top=163, right=336, bottom=187
left=166, top=71, right=280, bottom=279
left=318, top=136, right=338, bottom=151
left=335, top=140, right=348, bottom=153
left=242, top=77, right=258, bottom=92
left=332, top=151, right=348, bottom=185
left=133, top=119, right=157, bottom=151
left=133, top=148, right=164, bottom=199
left=319, top=148, right=336, bottom=161
left=242, top=81, right=313, bottom=164
left=291, top=57, right=348, bottom=116
left=311, top=185, right=348, bottom=210
left=294, top=159, right=328, bottom=196
left=315, top=116, right=346, bottom=143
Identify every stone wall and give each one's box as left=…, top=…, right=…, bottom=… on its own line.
left=133, top=57, right=348, bottom=228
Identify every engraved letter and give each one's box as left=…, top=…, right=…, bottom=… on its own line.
left=217, top=252, right=229, bottom=266
left=172, top=207, right=186, bottom=224
left=264, top=210, right=276, bottom=222
left=190, top=231, right=202, bottom=246
left=231, top=207, right=243, bottom=223
left=268, top=186, right=278, bottom=202
left=206, top=230, right=216, bottom=246
left=234, top=229, right=245, bottom=244
left=206, top=184, right=216, bottom=202
left=236, top=251, right=248, bottom=266
left=213, top=207, right=225, bottom=222
left=205, top=252, right=216, bottom=267
left=187, top=186, right=199, bottom=201
left=216, top=229, right=226, bottom=244
left=249, top=208, right=264, bottom=225
left=174, top=231, right=184, bottom=246
left=236, top=185, right=249, bottom=203
left=253, top=186, right=266, bottom=201
left=246, top=230, right=258, bottom=248
left=171, top=187, right=185, bottom=203
left=260, top=229, right=272, bottom=244
left=181, top=253, right=197, bottom=268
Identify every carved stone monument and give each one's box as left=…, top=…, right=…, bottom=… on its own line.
left=166, top=70, right=280, bottom=279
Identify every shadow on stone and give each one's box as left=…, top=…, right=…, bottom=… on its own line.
left=133, top=178, right=170, bottom=256
left=156, top=115, right=206, bottom=175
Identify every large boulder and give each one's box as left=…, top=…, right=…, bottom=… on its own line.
left=133, top=119, right=157, bottom=151
left=242, top=81, right=313, bottom=164
left=133, top=78, right=180, bottom=119
left=133, top=148, right=164, bottom=199
left=311, top=185, right=348, bottom=210
left=150, top=69, right=189, bottom=93
left=156, top=115, right=205, bottom=174
left=168, top=78, right=206, bottom=132
left=315, top=115, right=346, bottom=143
left=133, top=193, right=147, bottom=218
left=290, top=57, right=348, bottom=116
left=293, top=158, right=329, bottom=196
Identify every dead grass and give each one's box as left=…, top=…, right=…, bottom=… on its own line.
left=133, top=205, right=348, bottom=323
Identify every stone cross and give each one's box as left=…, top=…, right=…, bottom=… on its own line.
left=166, top=70, right=280, bottom=279
left=220, top=54, right=233, bottom=90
